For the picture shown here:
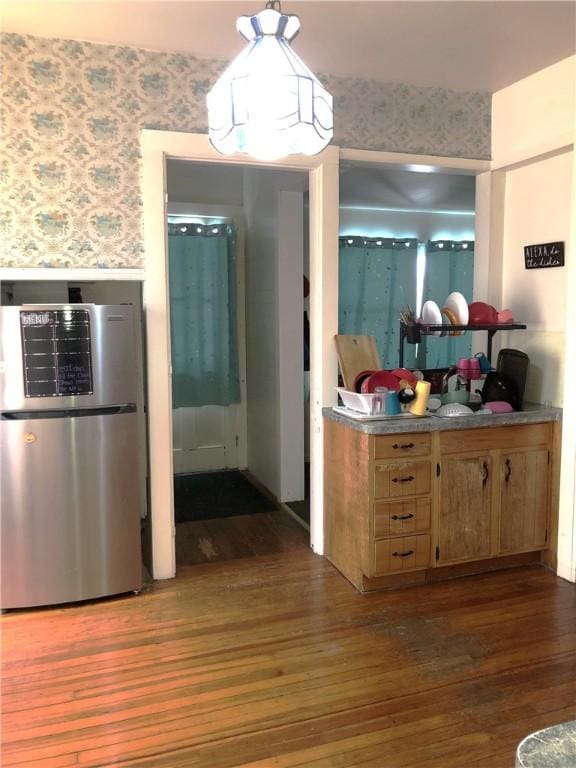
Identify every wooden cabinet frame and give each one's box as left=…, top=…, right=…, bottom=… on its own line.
left=324, top=417, right=559, bottom=592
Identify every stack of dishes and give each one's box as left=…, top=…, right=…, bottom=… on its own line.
left=442, top=292, right=468, bottom=335
left=420, top=300, right=443, bottom=335
left=419, top=292, right=468, bottom=335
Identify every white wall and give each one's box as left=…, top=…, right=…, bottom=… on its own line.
left=496, top=151, right=573, bottom=407
left=166, top=160, right=244, bottom=206
left=501, top=152, right=571, bottom=334
left=492, top=56, right=575, bottom=168
left=339, top=208, right=475, bottom=242
left=491, top=54, right=575, bottom=582
left=277, top=191, right=305, bottom=501
left=243, top=169, right=306, bottom=502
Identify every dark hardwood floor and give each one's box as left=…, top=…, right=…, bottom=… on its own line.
left=175, top=509, right=307, bottom=565
left=2, top=512, right=576, bottom=767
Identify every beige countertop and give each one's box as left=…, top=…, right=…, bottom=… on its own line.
left=322, top=402, right=562, bottom=435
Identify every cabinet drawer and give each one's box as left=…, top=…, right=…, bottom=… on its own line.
left=374, top=460, right=431, bottom=498
left=374, top=498, right=431, bottom=538
left=374, top=433, right=431, bottom=459
left=373, top=534, right=431, bottom=575
left=440, top=423, right=551, bottom=455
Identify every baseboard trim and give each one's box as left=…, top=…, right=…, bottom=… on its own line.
left=242, top=470, right=310, bottom=533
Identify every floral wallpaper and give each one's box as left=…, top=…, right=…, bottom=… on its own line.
left=0, top=32, right=491, bottom=269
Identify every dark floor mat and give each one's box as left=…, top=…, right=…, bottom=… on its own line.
left=174, top=470, right=278, bottom=523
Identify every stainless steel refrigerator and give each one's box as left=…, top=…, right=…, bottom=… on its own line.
left=0, top=304, right=143, bottom=609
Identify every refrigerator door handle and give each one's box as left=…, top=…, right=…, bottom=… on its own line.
left=1, top=404, right=137, bottom=420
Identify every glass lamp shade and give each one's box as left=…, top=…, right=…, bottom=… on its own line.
left=207, top=7, right=333, bottom=161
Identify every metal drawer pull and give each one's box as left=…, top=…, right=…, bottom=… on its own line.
left=504, top=458, right=512, bottom=483
left=482, top=461, right=489, bottom=486
left=392, top=442, right=415, bottom=450
left=392, top=476, right=415, bottom=484
left=392, top=549, right=414, bottom=558
left=391, top=513, right=414, bottom=520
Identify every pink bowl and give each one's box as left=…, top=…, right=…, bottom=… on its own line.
left=484, top=401, right=514, bottom=413
left=497, top=309, right=515, bottom=323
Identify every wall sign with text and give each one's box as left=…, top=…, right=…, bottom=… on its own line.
left=524, top=241, right=565, bottom=270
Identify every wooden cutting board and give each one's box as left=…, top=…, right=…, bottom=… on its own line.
left=334, top=335, right=382, bottom=390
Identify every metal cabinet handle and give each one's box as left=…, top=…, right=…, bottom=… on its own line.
left=392, top=442, right=415, bottom=450
left=391, top=513, right=415, bottom=520
left=392, top=549, right=415, bottom=558
left=482, top=461, right=489, bottom=486
left=505, top=458, right=512, bottom=483
left=392, top=475, right=415, bottom=484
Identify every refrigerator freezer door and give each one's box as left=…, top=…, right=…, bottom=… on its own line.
left=1, top=412, right=142, bottom=608
left=0, top=304, right=138, bottom=411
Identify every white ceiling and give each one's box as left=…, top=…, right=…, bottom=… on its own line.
left=2, top=1, right=575, bottom=92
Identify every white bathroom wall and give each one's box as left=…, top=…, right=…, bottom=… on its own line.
left=242, top=169, right=307, bottom=502
left=277, top=191, right=305, bottom=502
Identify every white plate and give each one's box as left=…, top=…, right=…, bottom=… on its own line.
left=444, top=291, right=469, bottom=325
left=420, top=300, right=442, bottom=335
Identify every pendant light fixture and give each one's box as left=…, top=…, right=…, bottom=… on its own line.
left=207, top=1, right=333, bottom=161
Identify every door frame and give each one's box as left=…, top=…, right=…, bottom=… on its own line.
left=142, top=130, right=339, bottom=579
left=142, top=132, right=494, bottom=581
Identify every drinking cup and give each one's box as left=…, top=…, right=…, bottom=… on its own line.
left=457, top=357, right=471, bottom=379
left=468, top=358, right=481, bottom=378
left=384, top=391, right=401, bottom=415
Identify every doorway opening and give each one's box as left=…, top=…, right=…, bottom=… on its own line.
left=165, top=159, right=311, bottom=567
left=338, top=163, right=477, bottom=374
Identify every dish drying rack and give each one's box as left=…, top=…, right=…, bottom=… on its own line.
left=398, top=321, right=527, bottom=368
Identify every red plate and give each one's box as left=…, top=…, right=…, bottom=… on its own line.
left=391, top=368, right=418, bottom=385
left=361, top=370, right=401, bottom=393
left=353, top=370, right=376, bottom=393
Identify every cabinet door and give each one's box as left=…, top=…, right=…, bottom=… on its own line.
left=437, top=454, right=492, bottom=564
left=500, top=449, right=549, bottom=554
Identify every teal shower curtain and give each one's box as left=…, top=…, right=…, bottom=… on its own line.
left=420, top=240, right=474, bottom=369
left=339, top=237, right=418, bottom=369
left=168, top=222, right=240, bottom=408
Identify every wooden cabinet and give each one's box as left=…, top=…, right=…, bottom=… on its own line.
left=499, top=448, right=549, bottom=553
left=374, top=535, right=431, bottom=574
left=370, top=433, right=432, bottom=578
left=323, top=418, right=432, bottom=591
left=436, top=424, right=552, bottom=566
left=374, top=498, right=431, bottom=538
left=374, top=459, right=431, bottom=499
left=324, top=416, right=558, bottom=593
left=437, top=454, right=492, bottom=565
